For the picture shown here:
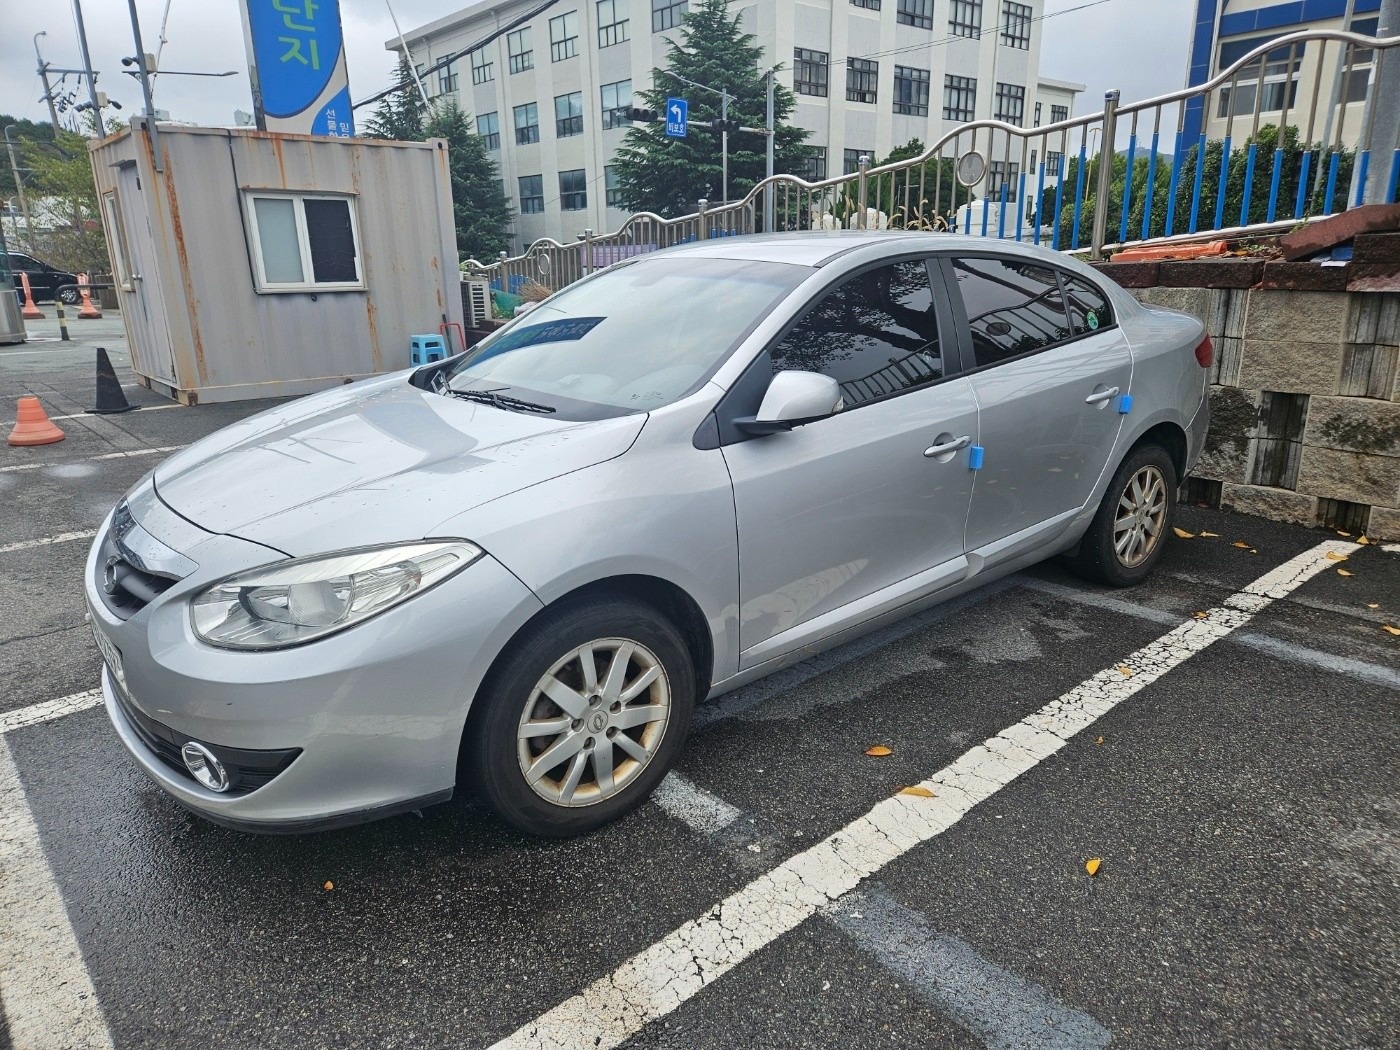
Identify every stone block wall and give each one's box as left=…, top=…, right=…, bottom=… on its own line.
left=1094, top=251, right=1400, bottom=539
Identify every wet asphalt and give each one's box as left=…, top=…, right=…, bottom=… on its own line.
left=1, top=318, right=1396, bottom=1049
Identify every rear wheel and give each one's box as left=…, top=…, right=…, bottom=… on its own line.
left=465, top=595, right=695, bottom=837
left=1068, top=444, right=1177, bottom=587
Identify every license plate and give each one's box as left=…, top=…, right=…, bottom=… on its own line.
left=90, top=619, right=127, bottom=692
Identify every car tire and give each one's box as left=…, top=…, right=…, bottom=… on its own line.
left=464, top=595, right=696, bottom=837
left=1068, top=443, right=1177, bottom=588
left=57, top=285, right=81, bottom=306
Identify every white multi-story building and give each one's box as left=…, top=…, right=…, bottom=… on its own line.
left=394, top=0, right=1051, bottom=251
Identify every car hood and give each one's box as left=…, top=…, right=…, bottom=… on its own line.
left=153, top=376, right=645, bottom=555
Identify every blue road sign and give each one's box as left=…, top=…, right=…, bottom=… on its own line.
left=665, top=97, right=687, bottom=138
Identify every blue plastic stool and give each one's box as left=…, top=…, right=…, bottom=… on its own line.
left=410, top=334, right=447, bottom=366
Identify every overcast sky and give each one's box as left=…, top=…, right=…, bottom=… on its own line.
left=0, top=0, right=1195, bottom=132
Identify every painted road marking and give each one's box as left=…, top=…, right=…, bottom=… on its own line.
left=0, top=691, right=103, bottom=737
left=0, top=531, right=98, bottom=556
left=0, top=445, right=185, bottom=473
left=1, top=404, right=178, bottom=426
left=0, top=737, right=114, bottom=1049
left=826, top=887, right=1110, bottom=1050
left=652, top=772, right=743, bottom=836
left=492, top=540, right=1351, bottom=1050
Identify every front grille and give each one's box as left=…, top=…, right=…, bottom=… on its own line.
left=95, top=500, right=182, bottom=620
left=112, top=686, right=301, bottom=795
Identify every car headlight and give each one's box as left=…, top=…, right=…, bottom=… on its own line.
left=191, top=541, right=481, bottom=650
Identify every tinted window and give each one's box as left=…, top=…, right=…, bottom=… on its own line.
left=951, top=256, right=1071, bottom=368
left=1061, top=273, right=1114, bottom=335
left=771, top=260, right=943, bottom=408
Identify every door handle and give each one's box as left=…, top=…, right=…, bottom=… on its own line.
left=924, top=434, right=972, bottom=458
left=1085, top=386, right=1120, bottom=405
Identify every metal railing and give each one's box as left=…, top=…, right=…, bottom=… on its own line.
left=464, top=28, right=1399, bottom=295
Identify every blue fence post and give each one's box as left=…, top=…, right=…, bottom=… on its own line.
left=1015, top=171, right=1027, bottom=241
left=1165, top=130, right=1185, bottom=236
left=1324, top=150, right=1341, bottom=213
left=1071, top=145, right=1088, bottom=249
left=1141, top=130, right=1160, bottom=241
left=1294, top=149, right=1313, bottom=218
left=1354, top=149, right=1371, bottom=207
left=1390, top=149, right=1400, bottom=204
left=1267, top=147, right=1285, bottom=223
left=1034, top=160, right=1046, bottom=245
left=1189, top=134, right=1207, bottom=233
left=1119, top=132, right=1137, bottom=243
left=1051, top=159, right=1066, bottom=250
left=997, top=183, right=1008, bottom=239
left=1239, top=142, right=1258, bottom=227
left=1214, top=134, right=1232, bottom=231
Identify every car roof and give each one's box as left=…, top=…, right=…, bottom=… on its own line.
left=656, top=231, right=1085, bottom=270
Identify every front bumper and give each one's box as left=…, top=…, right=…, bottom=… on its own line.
left=87, top=488, right=544, bottom=833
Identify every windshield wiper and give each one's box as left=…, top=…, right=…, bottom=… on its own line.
left=447, top=387, right=557, bottom=414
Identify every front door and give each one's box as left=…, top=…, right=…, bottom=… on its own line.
left=723, top=258, right=979, bottom=668
left=115, top=165, right=178, bottom=386
left=942, top=255, right=1133, bottom=553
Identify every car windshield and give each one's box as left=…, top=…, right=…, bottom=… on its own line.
left=444, top=256, right=809, bottom=419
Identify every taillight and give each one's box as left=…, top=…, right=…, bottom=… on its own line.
left=1194, top=334, right=1214, bottom=368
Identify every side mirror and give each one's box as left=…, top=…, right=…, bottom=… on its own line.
left=734, top=370, right=844, bottom=436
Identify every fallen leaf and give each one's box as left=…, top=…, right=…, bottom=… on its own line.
left=1172, top=527, right=1195, bottom=539
left=865, top=745, right=893, bottom=757
left=899, top=785, right=936, bottom=798
left=1116, top=665, right=1133, bottom=677
left=1085, top=858, right=1102, bottom=877
left=1233, top=541, right=1252, bottom=549
left=1338, top=568, right=1354, bottom=577
left=1199, top=531, right=1220, bottom=537
left=1336, top=530, right=1352, bottom=537
left=1367, top=603, right=1380, bottom=609
left=1358, top=535, right=1371, bottom=545
left=1325, top=551, right=1348, bottom=562
left=323, top=881, right=334, bottom=892
left=1193, top=611, right=1209, bottom=619
left=1383, top=625, right=1400, bottom=637
left=1095, top=736, right=1105, bottom=745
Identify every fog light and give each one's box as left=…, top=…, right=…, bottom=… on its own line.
left=181, top=741, right=230, bottom=793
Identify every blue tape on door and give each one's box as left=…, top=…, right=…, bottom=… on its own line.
left=1118, top=393, right=1133, bottom=414
left=968, top=445, right=985, bottom=470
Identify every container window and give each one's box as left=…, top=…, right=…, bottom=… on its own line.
left=246, top=193, right=363, bottom=293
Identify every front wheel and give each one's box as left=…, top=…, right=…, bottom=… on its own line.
left=464, top=595, right=696, bottom=837
left=1068, top=444, right=1177, bottom=587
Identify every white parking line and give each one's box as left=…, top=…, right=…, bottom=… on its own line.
left=0, top=691, right=104, bottom=737
left=0, top=445, right=184, bottom=473
left=0, top=532, right=98, bottom=556
left=493, top=540, right=1350, bottom=1050
left=1, top=404, right=178, bottom=426
left=0, top=738, right=114, bottom=1049
left=826, top=887, right=1110, bottom=1050
left=651, top=773, right=743, bottom=836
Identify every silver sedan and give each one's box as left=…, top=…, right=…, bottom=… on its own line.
left=86, top=232, right=1210, bottom=836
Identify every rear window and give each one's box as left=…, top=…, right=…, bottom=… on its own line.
left=1061, top=274, right=1114, bottom=335
left=951, top=256, right=1072, bottom=368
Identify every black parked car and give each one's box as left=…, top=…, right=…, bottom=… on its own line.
left=7, top=251, right=79, bottom=304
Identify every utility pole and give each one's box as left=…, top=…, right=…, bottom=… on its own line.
left=34, top=33, right=61, bottom=133
left=71, top=0, right=106, bottom=136
left=127, top=0, right=163, bottom=171
left=720, top=88, right=730, bottom=203
left=4, top=127, right=33, bottom=249
left=1360, top=0, right=1400, bottom=203
left=764, top=69, right=775, bottom=231
left=385, top=0, right=432, bottom=109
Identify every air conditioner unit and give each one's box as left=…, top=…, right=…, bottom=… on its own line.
left=462, top=277, right=491, bottom=329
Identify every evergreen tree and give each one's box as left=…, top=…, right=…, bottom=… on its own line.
left=424, top=99, right=513, bottom=263
left=609, top=0, right=809, bottom=217
left=362, top=58, right=428, bottom=141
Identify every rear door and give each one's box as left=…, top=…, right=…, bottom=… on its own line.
left=941, top=254, right=1132, bottom=554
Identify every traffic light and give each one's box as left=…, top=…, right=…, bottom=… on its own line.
left=709, top=118, right=741, bottom=133
left=628, top=106, right=659, bottom=122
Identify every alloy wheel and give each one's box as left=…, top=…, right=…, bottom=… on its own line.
left=516, top=638, right=671, bottom=807
left=1113, top=464, right=1168, bottom=568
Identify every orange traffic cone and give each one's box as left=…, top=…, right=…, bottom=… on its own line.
left=77, top=273, right=102, bottom=319
left=18, top=273, right=44, bottom=320
left=7, top=396, right=65, bottom=446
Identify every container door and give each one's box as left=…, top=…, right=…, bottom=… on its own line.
left=115, top=165, right=177, bottom=386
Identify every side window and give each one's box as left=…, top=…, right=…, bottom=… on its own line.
left=1061, top=273, right=1114, bottom=335
left=770, top=260, right=944, bottom=408
left=951, top=256, right=1072, bottom=368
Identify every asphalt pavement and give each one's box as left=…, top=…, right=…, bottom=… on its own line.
left=1, top=319, right=1396, bottom=1049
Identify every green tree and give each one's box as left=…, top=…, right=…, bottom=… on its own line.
left=609, top=0, right=810, bottom=218
left=362, top=58, right=428, bottom=141
left=0, top=116, right=59, bottom=199
left=424, top=99, right=513, bottom=263
left=21, top=129, right=108, bottom=273
left=828, top=139, right=965, bottom=229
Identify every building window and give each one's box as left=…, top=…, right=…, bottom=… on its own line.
left=1216, top=36, right=1303, bottom=116
left=507, top=29, right=534, bottom=73
left=950, top=0, right=982, bottom=37
left=847, top=58, right=878, bottom=104
left=844, top=148, right=871, bottom=174
left=851, top=0, right=881, bottom=9
left=598, top=0, right=630, bottom=47
left=470, top=49, right=494, bottom=84
left=1033, top=102, right=1042, bottom=126
left=600, top=79, right=633, bottom=129
left=555, top=92, right=584, bottom=137
left=944, top=75, right=976, bottom=121
left=479, top=111, right=500, bottom=150
left=995, top=82, right=1025, bottom=125
left=1001, top=1, right=1032, bottom=49
left=1345, top=17, right=1378, bottom=102
left=438, top=63, right=458, bottom=95
left=605, top=165, right=625, bottom=207
left=988, top=160, right=1020, bottom=201
left=893, top=65, right=930, bottom=116
left=514, top=102, right=540, bottom=144
left=897, top=0, right=934, bottom=29
left=1051, top=103, right=1068, bottom=123
left=519, top=175, right=545, bottom=214
left=550, top=11, right=579, bottom=62
left=559, top=169, right=588, bottom=211
left=794, top=48, right=829, bottom=97
left=652, top=0, right=687, bottom=32
left=802, top=146, right=828, bottom=181
left=1046, top=150, right=1062, bottom=175
left=246, top=193, right=362, bottom=292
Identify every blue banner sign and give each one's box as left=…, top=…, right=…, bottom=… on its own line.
left=240, top=1, right=355, bottom=137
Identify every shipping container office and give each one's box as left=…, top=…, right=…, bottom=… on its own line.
left=89, top=120, right=464, bottom=403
